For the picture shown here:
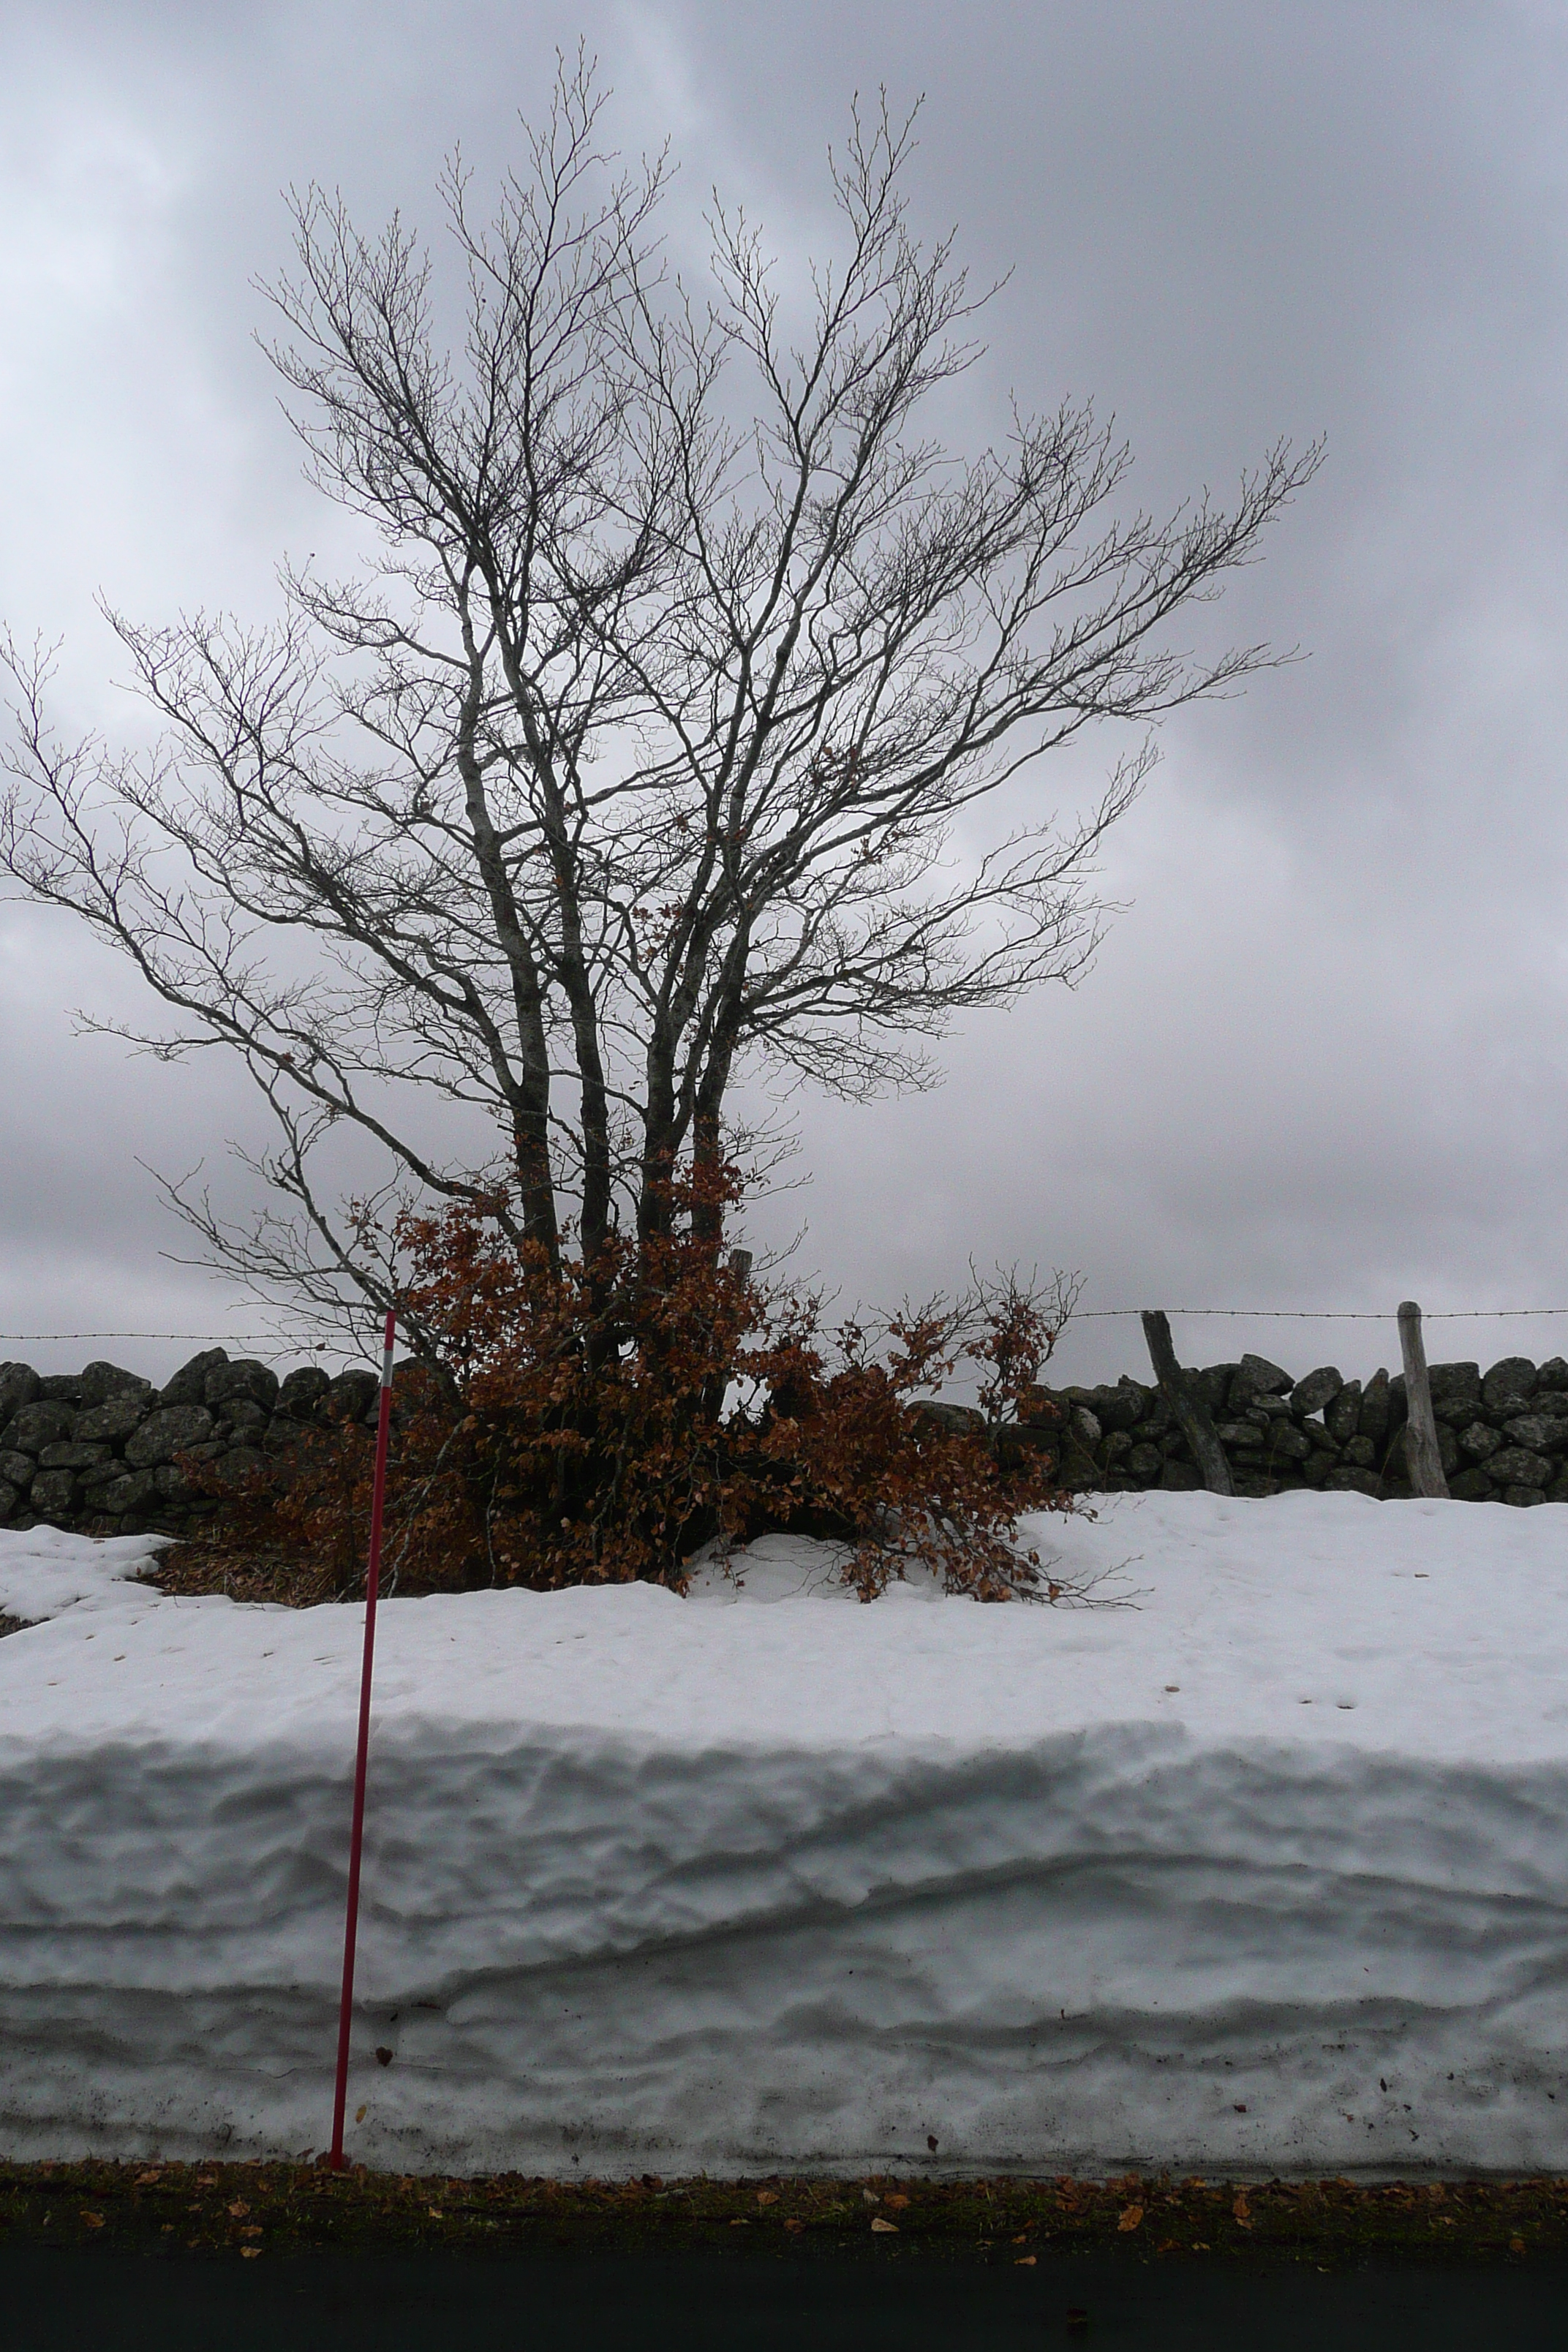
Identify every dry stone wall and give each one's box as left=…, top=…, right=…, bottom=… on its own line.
left=0, top=1347, right=382, bottom=1537
left=5, top=1341, right=1568, bottom=1542
left=1003, top=1350, right=1568, bottom=1503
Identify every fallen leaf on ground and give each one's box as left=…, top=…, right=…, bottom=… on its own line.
left=80, top=2212, right=104, bottom=2230
left=885, top=2193, right=910, bottom=2210
left=1014, top=2255, right=1037, bottom=2266
left=755, top=2190, right=778, bottom=2206
left=1117, top=2205, right=1144, bottom=2232
left=870, top=2216, right=899, bottom=2234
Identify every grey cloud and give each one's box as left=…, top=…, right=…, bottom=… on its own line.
left=1, top=0, right=1567, bottom=1387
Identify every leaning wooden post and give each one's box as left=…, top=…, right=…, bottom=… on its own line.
left=1140, top=1309, right=1235, bottom=1495
left=1397, top=1300, right=1450, bottom=1499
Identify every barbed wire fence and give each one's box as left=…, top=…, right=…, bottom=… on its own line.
left=5, top=1305, right=1568, bottom=1350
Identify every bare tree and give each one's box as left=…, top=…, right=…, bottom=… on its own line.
left=0, top=63, right=1317, bottom=1335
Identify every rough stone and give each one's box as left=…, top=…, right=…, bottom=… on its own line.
left=263, top=1415, right=312, bottom=1455
left=29, top=1468, right=78, bottom=1516
left=78, top=1360, right=152, bottom=1409
left=1448, top=1467, right=1495, bottom=1501
left=203, top=1359, right=280, bottom=1414
left=1483, top=1356, right=1538, bottom=1413
left=1324, top=1379, right=1362, bottom=1444
left=277, top=1365, right=332, bottom=1420
left=1459, top=1421, right=1501, bottom=1461
left=1537, top=1356, right=1568, bottom=1392
left=325, top=1368, right=382, bottom=1425
left=1428, top=1362, right=1483, bottom=1422
left=1, top=1401, right=75, bottom=1455
left=1290, top=1366, right=1343, bottom=1417
left=0, top=1450, right=34, bottom=1489
left=75, top=1392, right=156, bottom=1445
left=1504, top=1484, right=1548, bottom=1507
left=1357, top=1369, right=1392, bottom=1452
left=123, top=1405, right=215, bottom=1469
left=1483, top=1445, right=1554, bottom=1488
left=0, top=1480, right=15, bottom=1519
left=1191, top=1365, right=1239, bottom=1417
left=36, top=1375, right=84, bottom=1404
left=1342, top=1435, right=1377, bottom=1469
left=1229, top=1354, right=1292, bottom=1410
left=1213, top=1422, right=1259, bottom=1447
left=208, top=1446, right=271, bottom=1490
left=37, top=1441, right=113, bottom=1470
left=1324, top=1466, right=1382, bottom=1497
left=911, top=1401, right=984, bottom=1436
left=159, top=1348, right=230, bottom=1409
left=1504, top=1414, right=1568, bottom=1455
left=216, top=1398, right=269, bottom=1434
left=1158, top=1460, right=1202, bottom=1492
left=1265, top=1422, right=1312, bottom=1463
left=1088, top=1382, right=1146, bottom=1434
left=151, top=1463, right=194, bottom=1502
left=1068, top=1406, right=1102, bottom=1449
left=1126, top=1444, right=1163, bottom=1482
left=0, top=1364, right=40, bottom=1423
left=88, top=1469, right=161, bottom=1515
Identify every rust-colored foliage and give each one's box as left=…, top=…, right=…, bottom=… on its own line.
left=211, top=1169, right=1071, bottom=1602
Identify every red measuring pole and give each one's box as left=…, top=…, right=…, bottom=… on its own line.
left=328, top=1308, right=396, bottom=2171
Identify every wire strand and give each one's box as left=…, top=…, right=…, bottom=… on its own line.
left=4, top=1306, right=1568, bottom=1344
left=1071, top=1308, right=1568, bottom=1322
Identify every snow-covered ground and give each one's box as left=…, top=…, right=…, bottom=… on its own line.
left=2, top=1493, right=1568, bottom=2178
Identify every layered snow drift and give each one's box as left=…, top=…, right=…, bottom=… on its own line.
left=3, top=1495, right=1568, bottom=2176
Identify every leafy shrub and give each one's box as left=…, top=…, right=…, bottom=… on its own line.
left=197, top=1172, right=1074, bottom=1602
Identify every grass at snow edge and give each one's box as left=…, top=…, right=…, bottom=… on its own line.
left=1, top=2161, right=1564, bottom=2267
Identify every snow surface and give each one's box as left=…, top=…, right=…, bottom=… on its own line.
left=3, top=1495, right=1568, bottom=2177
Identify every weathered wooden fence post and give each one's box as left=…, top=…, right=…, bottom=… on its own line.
left=1397, top=1299, right=1450, bottom=1499
left=1140, top=1309, right=1235, bottom=1495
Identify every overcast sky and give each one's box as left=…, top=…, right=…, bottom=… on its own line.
left=2, top=0, right=1567, bottom=1384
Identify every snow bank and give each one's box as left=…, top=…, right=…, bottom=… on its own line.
left=3, top=1495, right=1568, bottom=2177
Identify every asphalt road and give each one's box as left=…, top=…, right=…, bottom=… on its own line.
left=6, top=2246, right=1567, bottom=2349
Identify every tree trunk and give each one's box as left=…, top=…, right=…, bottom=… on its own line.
left=1140, top=1309, right=1235, bottom=1496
